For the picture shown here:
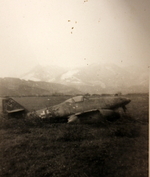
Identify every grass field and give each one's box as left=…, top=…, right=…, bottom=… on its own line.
left=0, top=94, right=148, bottom=177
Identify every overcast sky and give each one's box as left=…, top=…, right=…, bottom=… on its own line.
left=0, top=0, right=150, bottom=77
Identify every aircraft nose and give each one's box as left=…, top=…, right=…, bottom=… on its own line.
left=125, top=98, right=131, bottom=104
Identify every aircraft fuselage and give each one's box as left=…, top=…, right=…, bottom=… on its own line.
left=33, top=96, right=131, bottom=120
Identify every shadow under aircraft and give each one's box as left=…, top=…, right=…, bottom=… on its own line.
left=2, top=95, right=131, bottom=123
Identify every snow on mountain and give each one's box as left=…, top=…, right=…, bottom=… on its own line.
left=20, top=63, right=149, bottom=94
left=59, top=70, right=83, bottom=84
left=61, top=70, right=79, bottom=80
left=21, top=73, right=41, bottom=81
left=21, top=65, right=67, bottom=82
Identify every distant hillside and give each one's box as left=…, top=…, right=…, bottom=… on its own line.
left=21, top=63, right=149, bottom=94
left=21, top=65, right=67, bottom=82
left=0, top=78, right=82, bottom=96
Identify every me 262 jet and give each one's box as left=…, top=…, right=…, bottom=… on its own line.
left=2, top=95, right=131, bottom=123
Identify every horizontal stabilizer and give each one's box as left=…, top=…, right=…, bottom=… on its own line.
left=6, top=108, right=25, bottom=113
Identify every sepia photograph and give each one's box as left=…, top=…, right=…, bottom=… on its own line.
left=0, top=0, right=149, bottom=177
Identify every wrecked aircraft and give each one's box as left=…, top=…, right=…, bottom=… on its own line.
left=2, top=95, right=131, bottom=123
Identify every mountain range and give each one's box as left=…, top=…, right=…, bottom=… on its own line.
left=21, top=63, right=149, bottom=94
left=0, top=62, right=149, bottom=96
left=0, top=77, right=81, bottom=96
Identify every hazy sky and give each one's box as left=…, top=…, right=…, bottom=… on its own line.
left=0, top=0, right=150, bottom=77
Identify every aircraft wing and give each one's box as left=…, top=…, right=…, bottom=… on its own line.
left=75, top=109, right=98, bottom=116
left=68, top=109, right=100, bottom=123
left=68, top=108, right=120, bottom=123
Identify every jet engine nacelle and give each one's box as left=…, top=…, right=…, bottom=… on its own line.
left=68, top=109, right=121, bottom=123
left=99, top=109, right=120, bottom=121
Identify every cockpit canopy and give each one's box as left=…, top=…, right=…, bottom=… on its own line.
left=65, top=96, right=84, bottom=103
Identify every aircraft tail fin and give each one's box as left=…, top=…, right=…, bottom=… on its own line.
left=2, top=98, right=25, bottom=114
